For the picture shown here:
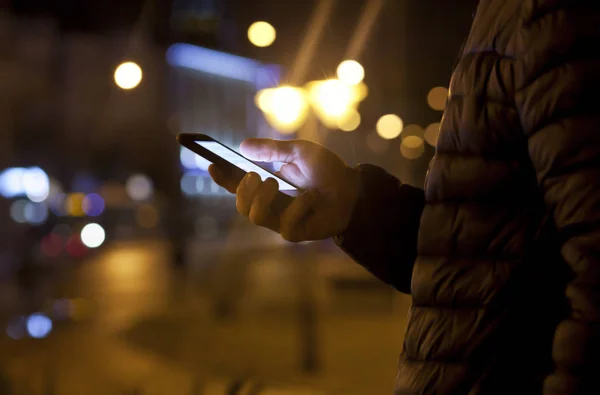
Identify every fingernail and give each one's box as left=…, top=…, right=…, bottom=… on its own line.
left=246, top=172, right=258, bottom=185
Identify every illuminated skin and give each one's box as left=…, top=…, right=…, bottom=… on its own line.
left=208, top=138, right=360, bottom=242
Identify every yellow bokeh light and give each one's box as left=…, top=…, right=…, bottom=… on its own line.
left=376, top=114, right=404, bottom=139
left=400, top=135, right=425, bottom=159
left=309, top=79, right=354, bottom=118
left=427, top=86, right=448, bottom=111
left=424, top=122, right=441, bottom=146
left=270, top=87, right=307, bottom=124
left=248, top=21, right=277, bottom=47
left=257, top=86, right=308, bottom=133
left=114, top=62, right=142, bottom=90
left=66, top=193, right=85, bottom=217
left=255, top=89, right=274, bottom=112
left=401, top=124, right=424, bottom=140
left=337, top=109, right=361, bottom=131
left=336, top=60, right=365, bottom=85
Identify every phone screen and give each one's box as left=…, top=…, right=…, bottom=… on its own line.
left=197, top=141, right=298, bottom=191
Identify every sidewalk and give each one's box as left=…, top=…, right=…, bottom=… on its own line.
left=0, top=239, right=410, bottom=395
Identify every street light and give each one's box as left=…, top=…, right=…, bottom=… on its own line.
left=256, top=78, right=367, bottom=134
left=248, top=21, right=277, bottom=48
left=376, top=114, right=403, bottom=139
left=306, top=79, right=367, bottom=129
left=255, top=86, right=308, bottom=134
left=427, top=86, right=448, bottom=111
left=337, top=108, right=361, bottom=131
left=336, top=60, right=365, bottom=85
left=114, top=62, right=142, bottom=90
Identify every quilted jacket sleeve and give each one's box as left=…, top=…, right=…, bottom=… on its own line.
left=334, top=164, right=425, bottom=294
left=515, top=3, right=600, bottom=394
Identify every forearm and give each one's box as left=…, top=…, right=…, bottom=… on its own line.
left=334, top=164, right=425, bottom=294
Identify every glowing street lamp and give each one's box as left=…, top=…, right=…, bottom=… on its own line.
left=248, top=21, right=277, bottom=48
left=336, top=60, right=365, bottom=85
left=305, top=79, right=367, bottom=129
left=256, top=77, right=367, bottom=133
left=376, top=114, right=403, bottom=140
left=255, top=86, right=309, bottom=134
left=114, top=62, right=142, bottom=90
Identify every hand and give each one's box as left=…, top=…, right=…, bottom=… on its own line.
left=208, top=138, right=360, bottom=242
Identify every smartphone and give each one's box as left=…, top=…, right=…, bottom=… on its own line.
left=177, top=133, right=300, bottom=212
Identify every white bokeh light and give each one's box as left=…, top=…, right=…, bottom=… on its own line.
left=26, top=313, right=53, bottom=339
left=336, top=60, right=365, bottom=85
left=81, top=223, right=106, bottom=248
left=126, top=174, right=153, bottom=201
left=114, top=62, right=142, bottom=90
left=23, top=167, right=50, bottom=202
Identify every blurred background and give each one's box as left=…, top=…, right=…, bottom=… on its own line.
left=0, top=0, right=477, bottom=394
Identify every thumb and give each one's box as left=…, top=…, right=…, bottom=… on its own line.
left=240, top=138, right=299, bottom=163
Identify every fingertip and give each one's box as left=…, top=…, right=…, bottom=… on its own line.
left=239, top=138, right=261, bottom=157
left=264, top=177, right=279, bottom=189
left=208, top=164, right=220, bottom=179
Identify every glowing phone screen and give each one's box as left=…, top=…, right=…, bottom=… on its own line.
left=197, top=141, right=297, bottom=191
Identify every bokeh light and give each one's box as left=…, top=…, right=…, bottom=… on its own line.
left=400, top=135, right=425, bottom=159
left=10, top=199, right=28, bottom=223
left=126, top=174, right=153, bottom=201
left=66, top=235, right=87, bottom=257
left=255, top=89, right=273, bottom=112
left=80, top=223, right=106, bottom=248
left=376, top=114, right=404, bottom=139
left=247, top=21, right=276, bottom=47
left=24, top=202, right=48, bottom=225
left=424, top=122, right=441, bottom=146
left=181, top=173, right=200, bottom=196
left=22, top=167, right=50, bottom=202
left=0, top=167, right=26, bottom=198
left=180, top=147, right=197, bottom=170
left=26, top=313, right=53, bottom=339
left=66, top=193, right=86, bottom=217
left=427, top=86, right=448, bottom=111
left=336, top=60, right=365, bottom=85
left=259, top=86, right=309, bottom=133
left=48, top=193, right=67, bottom=216
left=0, top=167, right=49, bottom=200
left=337, top=109, right=361, bottom=131
left=308, top=79, right=354, bottom=118
left=114, top=61, right=142, bottom=90
left=401, top=124, right=424, bottom=140
left=82, top=193, right=105, bottom=216
left=41, top=234, right=63, bottom=257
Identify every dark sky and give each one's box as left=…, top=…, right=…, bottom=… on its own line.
left=9, top=0, right=478, bottom=144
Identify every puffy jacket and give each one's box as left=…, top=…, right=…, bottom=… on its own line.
left=336, top=1, right=600, bottom=394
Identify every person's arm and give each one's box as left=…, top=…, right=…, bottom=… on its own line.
left=515, top=3, right=600, bottom=393
left=334, top=164, right=425, bottom=294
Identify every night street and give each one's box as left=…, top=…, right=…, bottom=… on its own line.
left=1, top=231, right=409, bottom=394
